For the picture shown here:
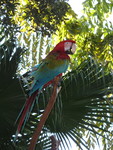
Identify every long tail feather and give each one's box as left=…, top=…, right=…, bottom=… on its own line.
left=16, top=91, right=38, bottom=136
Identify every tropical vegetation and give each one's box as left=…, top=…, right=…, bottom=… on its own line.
left=0, top=0, right=113, bottom=149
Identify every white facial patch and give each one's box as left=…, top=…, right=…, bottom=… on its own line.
left=64, top=42, right=76, bottom=54
left=64, top=42, right=72, bottom=51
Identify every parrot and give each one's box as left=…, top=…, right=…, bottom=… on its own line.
left=16, top=40, right=76, bottom=137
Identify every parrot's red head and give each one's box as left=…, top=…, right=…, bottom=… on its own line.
left=53, top=40, right=76, bottom=55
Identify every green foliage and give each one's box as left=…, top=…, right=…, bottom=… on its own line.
left=0, top=0, right=113, bottom=149
left=75, top=0, right=113, bottom=67
left=0, top=27, right=26, bottom=149
left=0, top=0, right=70, bottom=35
left=9, top=0, right=70, bottom=36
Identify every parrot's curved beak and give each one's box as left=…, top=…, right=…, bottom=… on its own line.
left=71, top=43, right=76, bottom=54
left=66, top=43, right=76, bottom=55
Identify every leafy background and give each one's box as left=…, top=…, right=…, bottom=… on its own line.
left=0, top=0, right=113, bottom=149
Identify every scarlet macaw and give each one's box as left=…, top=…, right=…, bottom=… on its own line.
left=16, top=40, right=76, bottom=136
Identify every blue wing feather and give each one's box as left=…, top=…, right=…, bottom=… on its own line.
left=29, top=58, right=69, bottom=95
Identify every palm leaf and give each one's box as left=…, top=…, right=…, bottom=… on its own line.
left=0, top=30, right=26, bottom=149
left=16, top=57, right=113, bottom=150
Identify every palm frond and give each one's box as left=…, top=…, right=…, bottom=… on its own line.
left=16, top=57, right=113, bottom=150
left=0, top=28, right=26, bottom=148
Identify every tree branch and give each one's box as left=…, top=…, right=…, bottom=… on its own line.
left=28, top=76, right=61, bottom=150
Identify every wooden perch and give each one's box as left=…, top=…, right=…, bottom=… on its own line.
left=28, top=76, right=61, bottom=150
